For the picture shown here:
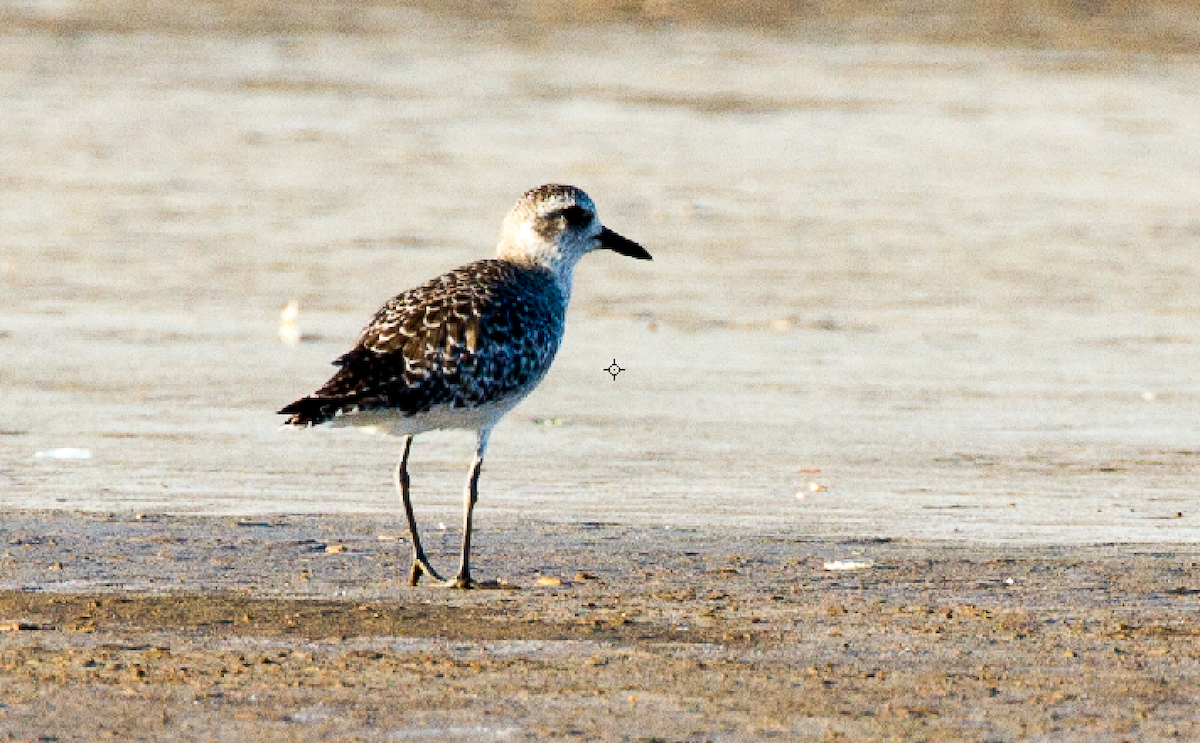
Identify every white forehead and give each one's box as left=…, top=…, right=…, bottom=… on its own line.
left=515, top=184, right=596, bottom=218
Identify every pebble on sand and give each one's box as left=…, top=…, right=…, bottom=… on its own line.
left=34, top=448, right=92, bottom=460
left=824, top=560, right=873, bottom=571
left=279, top=300, right=301, bottom=345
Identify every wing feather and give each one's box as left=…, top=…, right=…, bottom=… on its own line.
left=280, top=260, right=565, bottom=426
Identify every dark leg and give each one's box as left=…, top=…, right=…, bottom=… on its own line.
left=446, top=428, right=491, bottom=589
left=394, top=435, right=444, bottom=585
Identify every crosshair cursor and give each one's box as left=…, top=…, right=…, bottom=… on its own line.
left=604, top=359, right=625, bottom=381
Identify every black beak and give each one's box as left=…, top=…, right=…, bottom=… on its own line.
left=597, top=227, right=652, bottom=260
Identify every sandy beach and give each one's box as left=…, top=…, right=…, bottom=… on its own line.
left=1, top=2, right=1199, bottom=739
left=1, top=512, right=1198, bottom=741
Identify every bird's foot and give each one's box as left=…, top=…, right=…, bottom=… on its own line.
left=408, top=555, right=446, bottom=586
left=407, top=554, right=477, bottom=589
left=441, top=573, right=474, bottom=590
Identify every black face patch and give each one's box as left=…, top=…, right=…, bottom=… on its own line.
left=533, top=205, right=594, bottom=239
left=559, top=205, right=593, bottom=228
left=542, top=205, right=592, bottom=228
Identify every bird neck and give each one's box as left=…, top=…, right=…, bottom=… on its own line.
left=496, top=239, right=579, bottom=305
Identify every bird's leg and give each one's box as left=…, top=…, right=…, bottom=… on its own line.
left=445, top=428, right=491, bottom=589
left=395, top=436, right=444, bottom=586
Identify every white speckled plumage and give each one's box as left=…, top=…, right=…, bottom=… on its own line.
left=280, top=184, right=651, bottom=588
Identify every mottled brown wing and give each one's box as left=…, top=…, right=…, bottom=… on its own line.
left=279, top=260, right=566, bottom=426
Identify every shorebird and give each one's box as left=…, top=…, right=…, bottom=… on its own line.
left=280, top=184, right=651, bottom=588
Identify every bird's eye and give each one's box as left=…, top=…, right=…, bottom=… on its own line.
left=557, top=206, right=593, bottom=228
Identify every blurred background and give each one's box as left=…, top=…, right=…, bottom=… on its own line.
left=4, top=0, right=1200, bottom=49
left=2, top=1, right=1198, bottom=542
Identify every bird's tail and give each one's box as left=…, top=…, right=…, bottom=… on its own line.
left=278, top=396, right=343, bottom=427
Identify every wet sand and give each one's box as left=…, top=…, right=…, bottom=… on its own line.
left=1, top=512, right=1199, bottom=740
left=2, top=2, right=1200, bottom=739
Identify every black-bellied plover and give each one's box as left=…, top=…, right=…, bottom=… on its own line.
left=280, top=184, right=651, bottom=589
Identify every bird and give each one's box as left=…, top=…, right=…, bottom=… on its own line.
left=279, top=184, right=651, bottom=588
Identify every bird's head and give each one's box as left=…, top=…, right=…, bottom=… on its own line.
left=496, top=185, right=651, bottom=283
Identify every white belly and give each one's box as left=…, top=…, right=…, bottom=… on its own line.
left=323, top=397, right=523, bottom=436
